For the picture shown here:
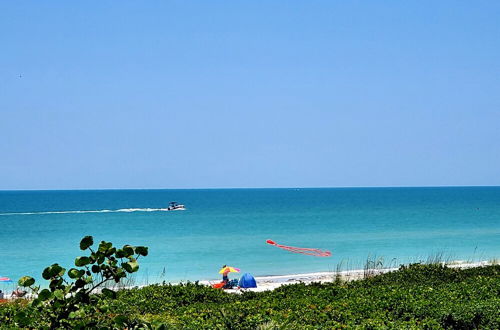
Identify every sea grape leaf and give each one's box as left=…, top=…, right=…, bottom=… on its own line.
left=106, top=247, right=117, bottom=257
left=18, top=276, right=35, bottom=287
left=135, top=246, right=148, bottom=256
left=74, top=279, right=86, bottom=289
left=122, top=245, right=134, bottom=257
left=99, top=241, right=111, bottom=252
left=68, top=268, right=84, bottom=279
left=49, top=278, right=63, bottom=290
left=122, top=260, right=139, bottom=273
left=42, top=266, right=52, bottom=280
left=50, top=264, right=65, bottom=277
left=115, top=249, right=126, bottom=258
left=128, top=260, right=139, bottom=272
left=80, top=236, right=94, bottom=250
left=97, top=255, right=105, bottom=264
left=75, top=256, right=91, bottom=267
left=38, top=289, right=52, bottom=301
left=53, top=289, right=64, bottom=300
left=101, top=288, right=117, bottom=299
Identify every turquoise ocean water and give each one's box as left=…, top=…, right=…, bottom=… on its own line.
left=0, top=187, right=499, bottom=286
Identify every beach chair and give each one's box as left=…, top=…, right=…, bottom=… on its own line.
left=212, top=282, right=225, bottom=289
left=212, top=278, right=239, bottom=289
left=11, top=289, right=27, bottom=298
left=224, top=279, right=239, bottom=289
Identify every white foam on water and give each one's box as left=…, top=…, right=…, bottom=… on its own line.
left=0, top=208, right=173, bottom=216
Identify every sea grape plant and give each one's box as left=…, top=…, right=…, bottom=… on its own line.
left=17, top=235, right=148, bottom=328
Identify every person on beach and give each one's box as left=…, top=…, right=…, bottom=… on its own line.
left=211, top=265, right=232, bottom=289
left=11, top=287, right=27, bottom=298
left=221, top=264, right=230, bottom=285
left=0, top=290, right=4, bottom=299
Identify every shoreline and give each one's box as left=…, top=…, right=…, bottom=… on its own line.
left=1, top=261, right=495, bottom=300
left=199, top=260, right=494, bottom=293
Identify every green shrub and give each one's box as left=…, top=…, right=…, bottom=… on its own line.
left=9, top=236, right=149, bottom=328
left=2, top=260, right=499, bottom=329
left=110, top=264, right=500, bottom=329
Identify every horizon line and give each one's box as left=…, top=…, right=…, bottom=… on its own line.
left=1, top=184, right=500, bottom=192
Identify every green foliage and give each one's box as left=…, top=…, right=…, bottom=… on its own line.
left=2, top=236, right=148, bottom=329
left=111, top=264, right=500, bottom=329
left=2, top=263, right=499, bottom=329
left=79, top=235, right=93, bottom=250
left=18, top=276, right=35, bottom=287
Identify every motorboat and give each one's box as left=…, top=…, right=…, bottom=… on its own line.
left=166, top=201, right=185, bottom=211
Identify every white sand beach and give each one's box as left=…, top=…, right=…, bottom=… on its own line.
left=1, top=261, right=494, bottom=301
left=200, top=260, right=494, bottom=293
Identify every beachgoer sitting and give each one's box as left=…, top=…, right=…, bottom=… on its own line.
left=11, top=288, right=27, bottom=298
left=212, top=265, right=230, bottom=289
left=211, top=265, right=238, bottom=289
left=222, top=265, right=229, bottom=284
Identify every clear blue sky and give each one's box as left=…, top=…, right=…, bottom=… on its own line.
left=1, top=1, right=499, bottom=190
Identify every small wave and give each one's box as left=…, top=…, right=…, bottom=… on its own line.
left=0, top=208, right=172, bottom=216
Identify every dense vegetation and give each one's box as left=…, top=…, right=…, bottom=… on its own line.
left=1, top=263, right=499, bottom=329
left=0, top=236, right=148, bottom=329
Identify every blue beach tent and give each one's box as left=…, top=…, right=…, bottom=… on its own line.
left=238, top=273, right=257, bottom=288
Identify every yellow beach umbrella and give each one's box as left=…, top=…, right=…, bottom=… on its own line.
left=219, top=266, right=240, bottom=274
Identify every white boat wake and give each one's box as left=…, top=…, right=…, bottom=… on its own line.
left=0, top=208, right=178, bottom=216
